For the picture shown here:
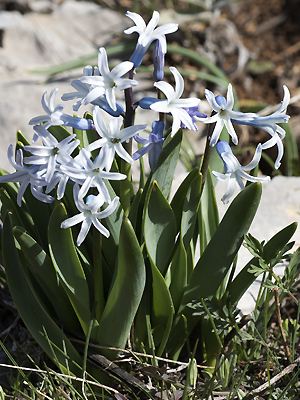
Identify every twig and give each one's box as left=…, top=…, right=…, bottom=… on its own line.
left=90, top=354, right=148, bottom=392
left=242, top=356, right=300, bottom=398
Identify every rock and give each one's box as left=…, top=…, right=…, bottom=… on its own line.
left=0, top=1, right=126, bottom=169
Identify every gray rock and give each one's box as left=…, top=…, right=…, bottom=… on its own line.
left=0, top=2, right=126, bottom=169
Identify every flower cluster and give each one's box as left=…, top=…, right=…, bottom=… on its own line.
left=0, top=10, right=290, bottom=244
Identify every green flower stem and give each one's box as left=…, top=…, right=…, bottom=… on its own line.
left=120, top=68, right=135, bottom=214
left=199, top=112, right=216, bottom=196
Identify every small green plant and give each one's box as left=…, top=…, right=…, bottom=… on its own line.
left=0, top=9, right=298, bottom=398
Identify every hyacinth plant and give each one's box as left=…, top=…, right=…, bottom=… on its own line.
left=0, top=10, right=298, bottom=389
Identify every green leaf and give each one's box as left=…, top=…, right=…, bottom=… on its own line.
left=228, top=222, right=297, bottom=304
left=171, top=169, right=198, bottom=230
left=48, top=125, right=71, bottom=141
left=180, top=172, right=202, bottom=247
left=167, top=183, right=262, bottom=356
left=169, top=238, right=187, bottom=312
left=149, top=258, right=174, bottom=356
left=95, top=218, right=145, bottom=356
left=14, top=227, right=80, bottom=333
left=144, top=182, right=177, bottom=275
left=199, top=169, right=219, bottom=254
left=48, top=202, right=91, bottom=334
left=0, top=189, right=35, bottom=237
left=151, top=130, right=182, bottom=199
left=185, top=183, right=262, bottom=301
left=128, top=188, right=143, bottom=231
left=2, top=214, right=83, bottom=375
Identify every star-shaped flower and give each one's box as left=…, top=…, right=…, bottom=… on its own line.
left=61, top=148, right=126, bottom=203
left=23, top=132, right=80, bottom=183
left=61, top=184, right=119, bottom=245
left=0, top=145, right=53, bottom=206
left=213, top=141, right=270, bottom=204
left=124, top=11, right=178, bottom=67
left=195, top=84, right=257, bottom=146
left=88, top=107, right=146, bottom=171
left=150, top=67, right=200, bottom=136
left=29, top=89, right=94, bottom=132
left=232, top=85, right=290, bottom=169
left=80, top=47, right=138, bottom=111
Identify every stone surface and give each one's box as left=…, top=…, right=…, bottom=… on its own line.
left=0, top=1, right=126, bottom=169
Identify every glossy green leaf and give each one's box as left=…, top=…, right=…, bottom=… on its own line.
left=144, top=182, right=176, bottom=275
left=167, top=183, right=262, bottom=356
left=95, top=218, right=145, bottom=356
left=199, top=169, right=219, bottom=253
left=171, top=169, right=198, bottom=230
left=169, top=238, right=187, bottom=312
left=14, top=227, right=80, bottom=333
left=48, top=125, right=71, bottom=141
left=3, top=214, right=83, bottom=375
left=180, top=171, right=202, bottom=247
left=150, top=130, right=182, bottom=199
left=149, top=258, right=174, bottom=356
left=48, top=202, right=91, bottom=334
left=185, top=183, right=262, bottom=301
left=228, top=222, right=297, bottom=304
left=0, top=189, right=35, bottom=237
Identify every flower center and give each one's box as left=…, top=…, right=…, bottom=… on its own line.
left=110, top=138, right=121, bottom=144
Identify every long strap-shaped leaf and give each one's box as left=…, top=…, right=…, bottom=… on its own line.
left=14, top=227, right=80, bottom=333
left=143, top=182, right=177, bottom=276
left=48, top=202, right=91, bottom=334
left=2, top=214, right=83, bottom=375
left=95, top=217, right=145, bottom=358
left=167, top=183, right=262, bottom=357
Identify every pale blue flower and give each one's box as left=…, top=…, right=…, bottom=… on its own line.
left=133, top=120, right=164, bottom=170
left=23, top=132, right=80, bottom=184
left=30, top=88, right=94, bottom=131
left=87, top=107, right=146, bottom=171
left=62, top=66, right=124, bottom=116
left=232, top=85, right=290, bottom=169
left=80, top=47, right=138, bottom=111
left=213, top=141, right=269, bottom=204
left=0, top=145, right=53, bottom=206
left=195, top=84, right=257, bottom=146
left=124, top=10, right=178, bottom=67
left=150, top=67, right=200, bottom=136
left=60, top=148, right=126, bottom=203
left=61, top=184, right=119, bottom=245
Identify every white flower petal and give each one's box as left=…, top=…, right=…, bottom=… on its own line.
left=170, top=67, right=184, bottom=98
left=111, top=61, right=134, bottom=79
left=210, top=119, right=224, bottom=146
left=224, top=118, right=238, bottom=145
left=226, top=84, right=234, bottom=110
left=125, top=11, right=146, bottom=33
left=61, top=213, right=86, bottom=229
left=154, top=81, right=175, bottom=101
left=98, top=47, right=110, bottom=77
left=115, top=142, right=133, bottom=164
left=77, top=219, right=92, bottom=246
left=92, top=217, right=110, bottom=237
